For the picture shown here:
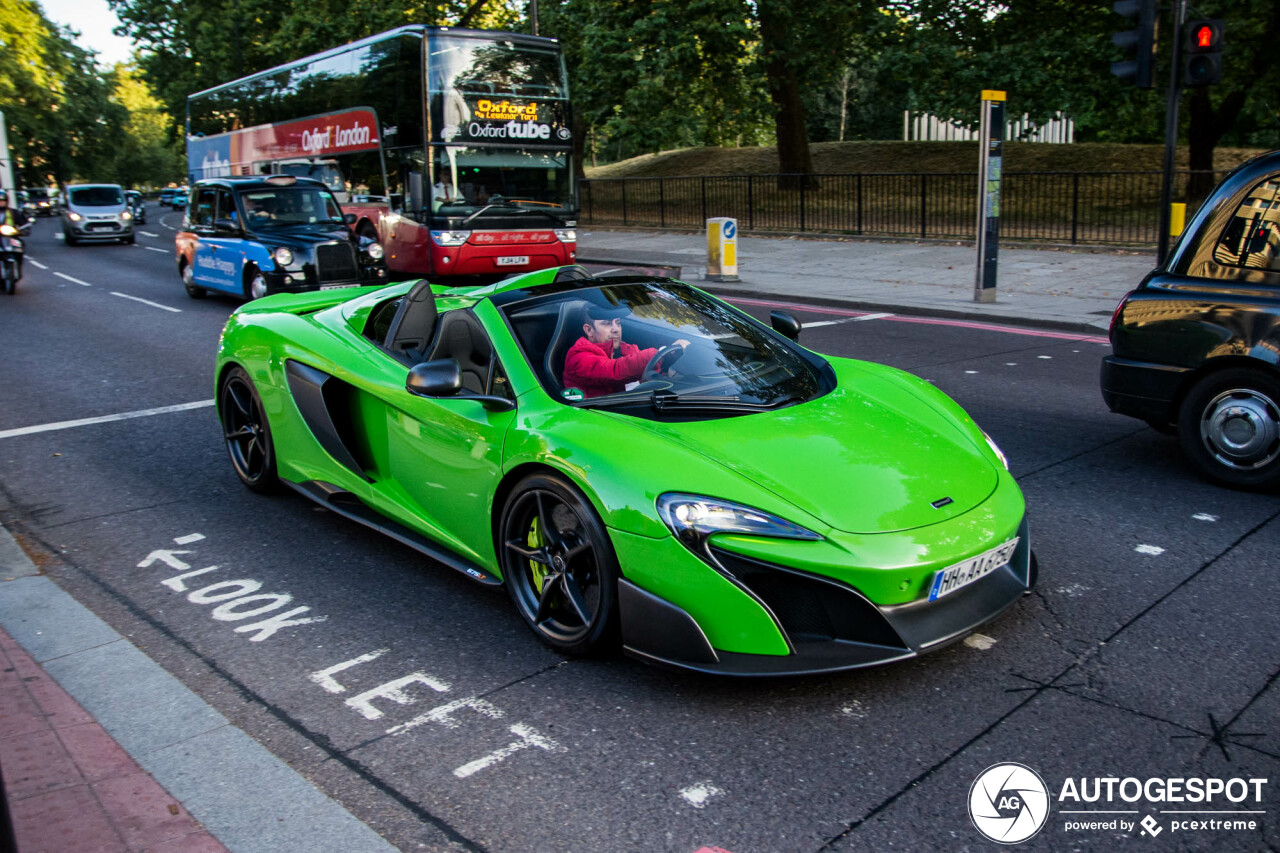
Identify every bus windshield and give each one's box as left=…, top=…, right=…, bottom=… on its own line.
left=432, top=147, right=572, bottom=214
left=428, top=36, right=566, bottom=100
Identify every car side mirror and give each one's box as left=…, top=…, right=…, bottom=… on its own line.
left=407, top=359, right=462, bottom=397
left=343, top=213, right=357, bottom=225
left=406, top=358, right=515, bottom=411
left=770, top=310, right=802, bottom=341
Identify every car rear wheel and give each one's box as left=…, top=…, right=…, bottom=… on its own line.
left=1178, top=368, right=1280, bottom=489
left=219, top=366, right=279, bottom=493
left=500, top=473, right=620, bottom=656
left=181, top=263, right=206, bottom=299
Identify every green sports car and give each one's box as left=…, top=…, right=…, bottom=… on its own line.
left=216, top=266, right=1035, bottom=675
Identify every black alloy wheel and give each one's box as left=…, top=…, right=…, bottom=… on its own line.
left=500, top=473, right=620, bottom=656
left=220, top=366, right=279, bottom=493
left=1178, top=368, right=1280, bottom=490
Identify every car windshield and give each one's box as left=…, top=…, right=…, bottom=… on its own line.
left=501, top=280, right=831, bottom=419
left=70, top=187, right=123, bottom=206
left=237, top=187, right=344, bottom=226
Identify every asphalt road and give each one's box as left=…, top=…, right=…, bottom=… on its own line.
left=1, top=206, right=1277, bottom=852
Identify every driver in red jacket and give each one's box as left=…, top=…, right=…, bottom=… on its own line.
left=563, top=302, right=688, bottom=398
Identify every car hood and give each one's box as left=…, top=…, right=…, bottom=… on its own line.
left=616, top=364, right=999, bottom=535
left=249, top=225, right=354, bottom=247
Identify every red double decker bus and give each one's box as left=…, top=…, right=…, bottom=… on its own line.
left=187, top=26, right=577, bottom=279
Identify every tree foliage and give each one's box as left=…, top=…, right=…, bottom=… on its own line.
left=0, top=0, right=173, bottom=187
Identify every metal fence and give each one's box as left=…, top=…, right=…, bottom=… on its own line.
left=579, top=170, right=1225, bottom=246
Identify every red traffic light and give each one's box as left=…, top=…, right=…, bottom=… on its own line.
left=1195, top=25, right=1213, bottom=48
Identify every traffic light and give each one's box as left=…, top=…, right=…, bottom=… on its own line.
left=1111, top=0, right=1158, bottom=89
left=1183, top=19, right=1225, bottom=87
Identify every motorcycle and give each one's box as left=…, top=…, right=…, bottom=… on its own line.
left=0, top=222, right=29, bottom=295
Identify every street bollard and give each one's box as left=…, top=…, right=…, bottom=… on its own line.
left=705, top=217, right=740, bottom=282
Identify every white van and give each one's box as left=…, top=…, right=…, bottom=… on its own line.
left=62, top=183, right=134, bottom=245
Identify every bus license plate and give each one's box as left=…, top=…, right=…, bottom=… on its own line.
left=319, top=283, right=359, bottom=290
left=495, top=255, right=529, bottom=266
left=928, top=537, right=1019, bottom=602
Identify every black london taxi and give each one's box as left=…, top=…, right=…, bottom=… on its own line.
left=1102, top=150, right=1280, bottom=489
left=175, top=176, right=386, bottom=301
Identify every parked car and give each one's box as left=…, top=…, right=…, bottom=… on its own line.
left=125, top=190, right=147, bottom=224
left=214, top=266, right=1034, bottom=673
left=1102, top=150, right=1280, bottom=489
left=61, top=183, right=134, bottom=246
left=159, top=188, right=176, bottom=207
left=176, top=175, right=386, bottom=301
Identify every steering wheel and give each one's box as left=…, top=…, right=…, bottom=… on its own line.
left=640, top=344, right=686, bottom=383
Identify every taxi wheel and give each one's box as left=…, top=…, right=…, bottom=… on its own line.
left=1178, top=368, right=1280, bottom=490
left=181, top=263, right=206, bottom=299
left=244, top=266, right=269, bottom=301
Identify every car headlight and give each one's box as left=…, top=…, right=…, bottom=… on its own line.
left=982, top=430, right=1010, bottom=470
left=657, top=493, right=822, bottom=551
left=365, top=242, right=385, bottom=260
left=554, top=228, right=576, bottom=243
left=0, top=225, right=16, bottom=237
left=121, top=211, right=132, bottom=221
left=273, top=247, right=294, bottom=266
left=68, top=212, right=82, bottom=221
left=430, top=230, right=470, bottom=246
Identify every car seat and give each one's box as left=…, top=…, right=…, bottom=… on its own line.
left=428, top=310, right=491, bottom=394
left=543, top=299, right=587, bottom=393
left=383, top=280, right=438, bottom=365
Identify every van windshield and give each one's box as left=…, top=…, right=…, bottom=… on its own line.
left=70, top=187, right=123, bottom=206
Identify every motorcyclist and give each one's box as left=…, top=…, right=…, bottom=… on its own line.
left=0, top=193, right=29, bottom=281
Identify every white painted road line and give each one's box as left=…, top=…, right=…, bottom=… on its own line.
left=803, top=312, right=895, bottom=329
left=144, top=246, right=169, bottom=253
left=140, top=231, right=160, bottom=237
left=110, top=291, right=181, bottom=312
left=27, top=259, right=48, bottom=270
left=0, top=400, right=214, bottom=440
left=54, top=272, right=92, bottom=286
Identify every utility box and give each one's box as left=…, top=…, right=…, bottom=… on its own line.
left=705, top=217, right=740, bottom=281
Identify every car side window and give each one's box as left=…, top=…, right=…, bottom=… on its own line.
left=215, top=189, right=236, bottom=225
left=1212, top=176, right=1280, bottom=271
left=193, top=188, right=217, bottom=229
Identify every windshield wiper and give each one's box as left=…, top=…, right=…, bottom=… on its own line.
left=649, top=391, right=789, bottom=414
left=462, top=201, right=527, bottom=224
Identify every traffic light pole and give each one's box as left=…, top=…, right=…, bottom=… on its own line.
left=1157, top=0, right=1187, bottom=266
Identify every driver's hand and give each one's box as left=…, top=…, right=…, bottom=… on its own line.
left=674, top=339, right=691, bottom=348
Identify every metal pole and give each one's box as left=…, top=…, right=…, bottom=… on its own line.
left=1158, top=0, right=1187, bottom=265
left=530, top=0, right=539, bottom=35
left=974, top=90, right=1005, bottom=303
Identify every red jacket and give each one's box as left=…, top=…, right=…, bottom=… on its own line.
left=563, top=337, right=657, bottom=398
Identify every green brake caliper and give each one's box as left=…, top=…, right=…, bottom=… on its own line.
left=528, top=516, right=549, bottom=594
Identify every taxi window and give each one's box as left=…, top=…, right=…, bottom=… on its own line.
left=192, top=188, right=216, bottom=228
left=1212, top=176, right=1280, bottom=271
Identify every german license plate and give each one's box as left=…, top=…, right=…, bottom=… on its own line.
left=495, top=255, right=529, bottom=266
left=928, top=538, right=1019, bottom=602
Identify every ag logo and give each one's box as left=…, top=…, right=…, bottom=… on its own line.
left=968, top=763, right=1049, bottom=844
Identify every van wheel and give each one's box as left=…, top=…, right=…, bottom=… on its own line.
left=64, top=230, right=77, bottom=246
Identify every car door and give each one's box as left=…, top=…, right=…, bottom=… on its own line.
left=189, top=187, right=236, bottom=293
left=350, top=305, right=517, bottom=566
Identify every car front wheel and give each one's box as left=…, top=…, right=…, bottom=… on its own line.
left=500, top=473, right=620, bottom=656
left=219, top=366, right=279, bottom=493
left=244, top=266, right=269, bottom=301
left=1178, top=368, right=1280, bottom=489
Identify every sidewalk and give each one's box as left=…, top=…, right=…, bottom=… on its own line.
left=0, top=525, right=398, bottom=853
left=576, top=228, right=1159, bottom=333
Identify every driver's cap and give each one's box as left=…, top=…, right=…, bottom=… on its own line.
left=584, top=302, right=630, bottom=321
